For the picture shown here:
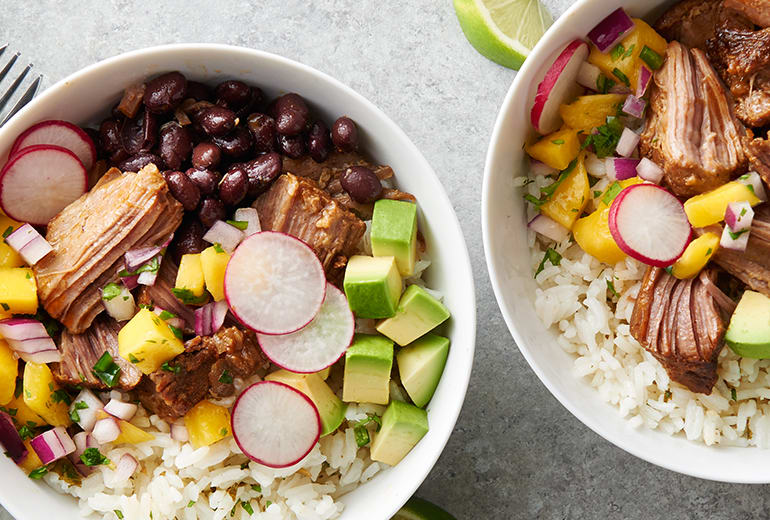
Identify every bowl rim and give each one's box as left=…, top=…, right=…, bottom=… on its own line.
left=480, top=0, right=767, bottom=483
left=0, top=43, right=477, bottom=517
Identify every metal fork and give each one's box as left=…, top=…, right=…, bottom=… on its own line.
left=0, top=44, right=42, bottom=127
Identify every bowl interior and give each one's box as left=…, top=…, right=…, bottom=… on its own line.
left=0, top=45, right=476, bottom=519
left=482, top=0, right=770, bottom=483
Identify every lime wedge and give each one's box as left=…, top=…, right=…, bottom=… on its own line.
left=453, top=0, right=553, bottom=70
left=392, top=497, right=457, bottom=520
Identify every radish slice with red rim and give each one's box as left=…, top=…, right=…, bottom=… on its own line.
left=10, top=120, right=96, bottom=171
left=257, top=283, right=354, bottom=373
left=232, top=381, right=321, bottom=468
left=609, top=183, right=691, bottom=267
left=0, top=144, right=87, bottom=225
left=225, top=232, right=326, bottom=335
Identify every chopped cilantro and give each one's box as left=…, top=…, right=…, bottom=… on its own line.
left=596, top=74, right=615, bottom=94
left=601, top=182, right=623, bottom=206
left=551, top=139, right=565, bottom=145
left=640, top=45, right=663, bottom=70
left=28, top=466, right=48, bottom=479
left=128, top=353, right=143, bottom=364
left=664, top=389, right=672, bottom=402
left=740, top=208, right=747, bottom=216
left=18, top=425, right=33, bottom=440
left=101, top=283, right=122, bottom=301
left=158, top=310, right=176, bottom=320
left=118, top=256, right=160, bottom=278
left=266, top=501, right=272, bottom=508
left=2, top=407, right=15, bottom=416
left=664, top=265, right=674, bottom=275
left=213, top=243, right=225, bottom=253
left=187, top=500, right=195, bottom=508
left=92, top=352, right=121, bottom=388
left=606, top=279, right=619, bottom=298
left=524, top=193, right=545, bottom=207
left=1, top=226, right=13, bottom=239
left=220, top=427, right=229, bottom=436
left=80, top=447, right=111, bottom=466
left=218, top=369, right=233, bottom=384
left=251, top=484, right=261, bottom=493
left=610, top=44, right=625, bottom=61
left=161, top=362, right=180, bottom=374
left=593, top=190, right=602, bottom=198
left=582, top=115, right=623, bottom=158
left=69, top=409, right=80, bottom=423
left=353, top=425, right=370, bottom=447
left=242, top=501, right=254, bottom=515
left=728, top=229, right=749, bottom=240
left=0, top=303, right=9, bottom=312
left=51, top=389, right=71, bottom=406
left=731, top=387, right=738, bottom=401
left=168, top=323, right=183, bottom=339
left=612, top=67, right=630, bottom=86
left=706, top=248, right=713, bottom=256
left=75, top=401, right=88, bottom=410
left=114, top=511, right=124, bottom=520
left=535, top=248, right=562, bottom=277
left=171, top=287, right=209, bottom=305
left=226, top=220, right=248, bottom=230
left=25, top=272, right=31, bottom=279
left=623, top=44, right=635, bottom=59
left=746, top=183, right=756, bottom=195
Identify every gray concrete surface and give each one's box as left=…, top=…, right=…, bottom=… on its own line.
left=0, top=1, right=765, bottom=518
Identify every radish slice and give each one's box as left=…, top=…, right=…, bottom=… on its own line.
left=725, top=201, right=754, bottom=232
left=0, top=145, right=87, bottom=225
left=636, top=157, right=663, bottom=184
left=587, top=7, right=635, bottom=52
left=576, top=62, right=601, bottom=90
left=527, top=214, right=570, bottom=243
left=609, top=183, right=692, bottom=267
left=10, top=120, right=96, bottom=171
left=606, top=158, right=639, bottom=181
left=30, top=426, right=76, bottom=464
left=5, top=224, right=52, bottom=265
left=231, top=381, right=321, bottom=468
left=225, top=232, right=326, bottom=335
left=531, top=39, right=589, bottom=134
left=616, top=127, right=640, bottom=157
left=257, top=284, right=354, bottom=373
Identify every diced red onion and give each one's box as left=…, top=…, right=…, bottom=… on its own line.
left=527, top=214, right=570, bottom=243
left=622, top=95, right=646, bottom=118
left=152, top=307, right=187, bottom=331
left=102, top=284, right=136, bottom=322
left=725, top=201, right=754, bottom=232
left=577, top=61, right=601, bottom=90
left=194, top=300, right=228, bottom=336
left=608, top=84, right=632, bottom=95
left=124, top=246, right=162, bottom=272
left=136, top=255, right=162, bottom=286
left=234, top=207, right=261, bottom=237
left=115, top=453, right=138, bottom=480
left=738, top=171, right=768, bottom=202
left=104, top=398, right=138, bottom=421
left=119, top=264, right=139, bottom=290
left=5, top=224, right=53, bottom=266
left=92, top=416, right=120, bottom=444
left=636, top=157, right=664, bottom=184
left=170, top=423, right=189, bottom=442
left=69, top=432, right=100, bottom=476
left=0, top=411, right=26, bottom=463
left=606, top=158, right=640, bottom=181
left=30, top=426, right=75, bottom=465
left=529, top=158, right=558, bottom=177
left=71, top=389, right=105, bottom=432
left=584, top=152, right=607, bottom=177
left=588, top=7, right=635, bottom=53
left=636, top=65, right=653, bottom=97
left=720, top=225, right=750, bottom=251
left=203, top=220, right=244, bottom=253
left=0, top=318, right=47, bottom=340
left=0, top=318, right=61, bottom=363
left=616, top=127, right=640, bottom=157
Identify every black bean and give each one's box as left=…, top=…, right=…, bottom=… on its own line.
left=164, top=170, right=201, bottom=211
left=270, top=93, right=309, bottom=136
left=241, top=152, right=282, bottom=198
left=99, top=118, right=122, bottom=155
left=307, top=120, right=331, bottom=163
left=198, top=197, right=226, bottom=228
left=196, top=106, right=236, bottom=137
left=158, top=123, right=192, bottom=171
left=191, top=142, right=222, bottom=170
left=121, top=109, right=158, bottom=155
left=331, top=116, right=359, bottom=152
left=173, top=217, right=206, bottom=262
left=340, top=165, right=382, bottom=203
left=186, top=167, right=221, bottom=196
left=246, top=113, right=276, bottom=153
left=144, top=71, right=187, bottom=114
left=211, top=127, right=253, bottom=158
left=214, top=80, right=252, bottom=110
left=116, top=152, right=163, bottom=173
left=219, top=168, right=249, bottom=206
left=277, top=133, right=305, bottom=158
left=185, top=81, right=213, bottom=102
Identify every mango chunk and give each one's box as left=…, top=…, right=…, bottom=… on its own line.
left=0, top=340, right=17, bottom=406
left=0, top=267, right=37, bottom=315
left=118, top=308, right=185, bottom=374
left=558, top=94, right=627, bottom=133
left=17, top=440, right=43, bottom=474
left=525, top=127, right=580, bottom=171
left=683, top=181, right=761, bottom=228
left=539, top=153, right=591, bottom=230
left=23, top=362, right=71, bottom=427
left=671, top=232, right=720, bottom=279
left=176, top=253, right=205, bottom=297
left=4, top=394, right=45, bottom=428
left=0, top=214, right=24, bottom=268
left=200, top=246, right=230, bottom=301
left=185, top=400, right=231, bottom=448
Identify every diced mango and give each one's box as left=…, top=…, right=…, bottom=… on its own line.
left=115, top=419, right=154, bottom=444
left=671, top=232, right=720, bottom=279
left=185, top=400, right=231, bottom=448
left=683, top=181, right=761, bottom=228
left=17, top=440, right=43, bottom=474
left=118, top=308, right=185, bottom=374
left=525, top=127, right=580, bottom=171
left=5, top=394, right=45, bottom=428
left=0, top=267, right=37, bottom=315
left=558, top=94, right=627, bottom=133
left=0, top=340, right=17, bottom=406
left=175, top=254, right=205, bottom=297
left=0, top=214, right=24, bottom=268
left=540, top=153, right=591, bottom=230
left=588, top=18, right=667, bottom=89
left=573, top=177, right=644, bottom=265
left=200, top=246, right=230, bottom=301
left=22, top=362, right=71, bottom=427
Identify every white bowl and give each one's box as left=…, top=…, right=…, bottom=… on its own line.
left=0, top=44, right=476, bottom=518
left=482, top=0, right=770, bottom=483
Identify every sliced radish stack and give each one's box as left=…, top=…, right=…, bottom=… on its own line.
left=231, top=381, right=321, bottom=468
left=10, top=120, right=96, bottom=171
left=0, top=145, right=87, bottom=225
left=225, top=232, right=326, bottom=335
left=609, top=184, right=692, bottom=267
left=257, top=284, right=354, bottom=373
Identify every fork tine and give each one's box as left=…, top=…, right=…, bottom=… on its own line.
left=0, top=52, right=19, bottom=84
left=0, top=45, right=6, bottom=58
left=0, top=63, right=31, bottom=113
left=0, top=74, right=41, bottom=127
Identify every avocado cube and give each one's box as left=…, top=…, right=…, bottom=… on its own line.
left=726, top=290, right=770, bottom=358
left=343, top=334, right=394, bottom=405
left=265, top=369, right=347, bottom=436
left=371, top=199, right=417, bottom=276
left=370, top=400, right=428, bottom=466
left=118, top=308, right=185, bottom=374
left=396, top=334, right=449, bottom=408
left=343, top=255, right=402, bottom=319
left=376, top=285, right=450, bottom=346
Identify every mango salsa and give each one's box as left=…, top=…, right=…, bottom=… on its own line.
left=175, top=253, right=206, bottom=297
left=539, top=153, right=591, bottom=230
left=5, top=394, right=45, bottom=428
left=671, top=232, right=720, bottom=279
left=185, top=400, right=231, bottom=448
left=525, top=127, right=580, bottom=171
left=95, top=410, right=155, bottom=444
left=684, top=181, right=762, bottom=228
left=0, top=340, right=17, bottom=406
left=588, top=18, right=667, bottom=89
left=558, top=94, right=627, bottom=133
left=200, top=246, right=230, bottom=301
left=17, top=440, right=43, bottom=474
left=23, top=362, right=71, bottom=427
left=0, top=267, right=37, bottom=315
left=118, top=308, right=185, bottom=374
left=0, top=214, right=23, bottom=268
